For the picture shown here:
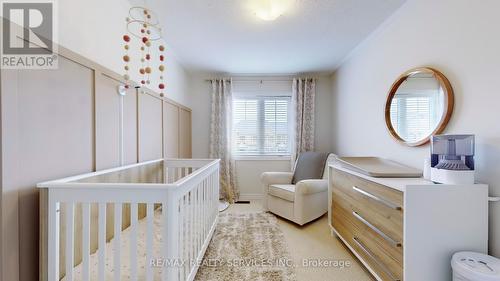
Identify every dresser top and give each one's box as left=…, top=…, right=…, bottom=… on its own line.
left=330, top=164, right=434, bottom=192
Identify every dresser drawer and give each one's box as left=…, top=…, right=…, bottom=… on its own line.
left=332, top=194, right=403, bottom=281
left=331, top=169, right=404, bottom=280
left=331, top=169, right=403, bottom=243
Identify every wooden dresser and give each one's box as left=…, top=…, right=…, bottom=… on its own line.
left=328, top=164, right=489, bottom=281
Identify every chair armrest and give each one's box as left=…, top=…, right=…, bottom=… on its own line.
left=260, top=172, right=293, bottom=185
left=295, top=179, right=328, bottom=195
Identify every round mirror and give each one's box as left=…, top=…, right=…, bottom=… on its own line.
left=385, top=67, right=454, bottom=146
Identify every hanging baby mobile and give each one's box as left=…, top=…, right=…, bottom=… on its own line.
left=123, top=7, right=166, bottom=96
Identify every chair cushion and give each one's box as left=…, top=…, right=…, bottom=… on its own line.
left=323, top=154, right=337, bottom=179
left=292, top=152, right=330, bottom=184
left=295, top=179, right=328, bottom=195
left=269, top=184, right=296, bottom=202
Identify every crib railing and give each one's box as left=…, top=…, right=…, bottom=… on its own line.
left=38, top=158, right=220, bottom=281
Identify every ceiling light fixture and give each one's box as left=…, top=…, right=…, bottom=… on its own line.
left=252, top=0, right=292, bottom=21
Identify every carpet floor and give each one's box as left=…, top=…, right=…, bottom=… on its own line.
left=195, top=212, right=297, bottom=281
left=220, top=201, right=374, bottom=281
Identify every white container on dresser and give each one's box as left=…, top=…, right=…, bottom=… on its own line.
left=328, top=164, right=489, bottom=281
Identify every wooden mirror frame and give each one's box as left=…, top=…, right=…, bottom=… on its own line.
left=385, top=67, right=454, bottom=147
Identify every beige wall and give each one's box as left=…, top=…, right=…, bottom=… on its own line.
left=187, top=73, right=334, bottom=198
left=0, top=47, right=191, bottom=281
left=235, top=160, right=292, bottom=199
left=331, top=0, right=500, bottom=256
left=57, top=0, right=191, bottom=107
left=1, top=0, right=193, bottom=278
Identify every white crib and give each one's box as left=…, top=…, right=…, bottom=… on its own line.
left=38, top=158, right=220, bottom=281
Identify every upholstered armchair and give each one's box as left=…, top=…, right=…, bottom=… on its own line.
left=260, top=153, right=336, bottom=225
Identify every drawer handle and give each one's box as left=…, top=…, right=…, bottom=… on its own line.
left=352, top=237, right=401, bottom=281
left=352, top=211, right=401, bottom=248
left=352, top=186, right=402, bottom=210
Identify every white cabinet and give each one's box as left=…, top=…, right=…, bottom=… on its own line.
left=328, top=164, right=488, bottom=281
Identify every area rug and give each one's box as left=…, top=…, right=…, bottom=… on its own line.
left=195, top=212, right=297, bottom=281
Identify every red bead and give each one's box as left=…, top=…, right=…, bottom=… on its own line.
left=123, top=35, right=130, bottom=42
left=159, top=83, right=165, bottom=89
left=141, top=29, right=145, bottom=33
left=142, top=37, right=148, bottom=43
left=141, top=80, right=145, bottom=84
left=146, top=54, right=151, bottom=60
left=125, top=85, right=129, bottom=89
left=159, top=55, right=164, bottom=61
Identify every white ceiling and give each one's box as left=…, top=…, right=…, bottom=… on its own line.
left=150, top=0, right=406, bottom=74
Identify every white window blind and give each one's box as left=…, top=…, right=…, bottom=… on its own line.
left=390, top=93, right=440, bottom=142
left=233, top=96, right=291, bottom=156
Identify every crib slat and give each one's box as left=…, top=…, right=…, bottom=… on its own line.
left=203, top=179, right=207, bottom=237
left=214, top=172, right=217, bottom=219
left=213, top=173, right=217, bottom=220
left=130, top=203, right=138, bottom=281
left=205, top=179, right=208, bottom=236
left=185, top=193, right=191, bottom=274
left=200, top=183, right=205, bottom=242
left=192, top=190, right=196, bottom=264
left=199, top=185, right=203, bottom=253
left=209, top=175, right=213, bottom=222
left=82, top=203, right=90, bottom=281
left=98, top=203, right=106, bottom=281
left=66, top=203, right=75, bottom=281
left=200, top=184, right=203, bottom=250
left=196, top=186, right=200, bottom=255
left=209, top=175, right=212, bottom=227
left=182, top=195, right=187, bottom=281
left=145, top=203, right=154, bottom=281
left=114, top=203, right=122, bottom=281
left=164, top=196, right=179, bottom=281
left=190, top=191, right=194, bottom=273
left=48, top=200, right=60, bottom=281
left=162, top=202, right=168, bottom=281
left=206, top=176, right=209, bottom=226
left=211, top=174, right=215, bottom=222
left=209, top=175, right=212, bottom=223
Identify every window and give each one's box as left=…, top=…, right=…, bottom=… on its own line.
left=390, top=91, right=443, bottom=143
left=233, top=96, right=291, bottom=156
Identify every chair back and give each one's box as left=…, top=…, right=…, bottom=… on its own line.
left=291, top=152, right=337, bottom=183
left=322, top=153, right=338, bottom=179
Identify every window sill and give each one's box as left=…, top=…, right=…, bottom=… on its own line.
left=233, top=155, right=291, bottom=161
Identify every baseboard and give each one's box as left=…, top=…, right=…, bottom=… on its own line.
left=238, top=193, right=263, bottom=201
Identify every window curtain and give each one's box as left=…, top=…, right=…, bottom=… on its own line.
left=209, top=79, right=238, bottom=203
left=291, top=78, right=316, bottom=164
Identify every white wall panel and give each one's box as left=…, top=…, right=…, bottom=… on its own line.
left=138, top=92, right=163, bottom=162
left=15, top=56, right=94, bottom=281
left=331, top=0, right=500, bottom=256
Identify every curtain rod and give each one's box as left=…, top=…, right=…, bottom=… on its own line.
left=204, top=78, right=316, bottom=83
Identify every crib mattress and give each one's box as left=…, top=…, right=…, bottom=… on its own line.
left=61, top=209, right=166, bottom=281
